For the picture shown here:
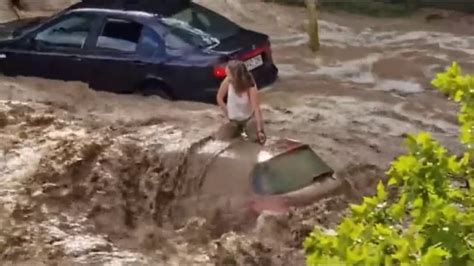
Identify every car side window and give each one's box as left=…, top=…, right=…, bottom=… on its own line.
left=96, top=18, right=143, bottom=52
left=139, top=26, right=163, bottom=57
left=34, top=14, right=95, bottom=49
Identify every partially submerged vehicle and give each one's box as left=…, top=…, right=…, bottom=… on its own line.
left=251, top=138, right=334, bottom=196
left=198, top=137, right=341, bottom=214
left=0, top=0, right=278, bottom=103
left=250, top=138, right=343, bottom=206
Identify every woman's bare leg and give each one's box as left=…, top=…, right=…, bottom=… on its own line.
left=244, top=118, right=259, bottom=142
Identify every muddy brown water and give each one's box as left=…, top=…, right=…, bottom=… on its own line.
left=1, top=0, right=473, bottom=264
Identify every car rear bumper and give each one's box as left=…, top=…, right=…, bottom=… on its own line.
left=198, top=63, right=279, bottom=104
left=253, top=63, right=279, bottom=89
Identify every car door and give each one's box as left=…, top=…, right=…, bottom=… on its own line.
left=87, top=16, right=166, bottom=93
left=3, top=12, right=99, bottom=82
left=31, top=12, right=101, bottom=82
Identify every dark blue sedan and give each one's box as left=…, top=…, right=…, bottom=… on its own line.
left=0, top=0, right=278, bottom=102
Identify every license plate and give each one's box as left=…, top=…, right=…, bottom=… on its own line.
left=245, top=54, right=263, bottom=71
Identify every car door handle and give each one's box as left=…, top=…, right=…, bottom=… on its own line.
left=133, top=60, right=146, bottom=66
left=69, top=55, right=82, bottom=61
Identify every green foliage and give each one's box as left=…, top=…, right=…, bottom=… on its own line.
left=432, top=62, right=474, bottom=153
left=304, top=62, right=474, bottom=266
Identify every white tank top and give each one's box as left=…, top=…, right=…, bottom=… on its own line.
left=227, top=84, right=252, bottom=121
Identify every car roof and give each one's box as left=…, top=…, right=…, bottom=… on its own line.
left=69, top=0, right=191, bottom=16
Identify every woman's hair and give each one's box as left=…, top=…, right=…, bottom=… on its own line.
left=227, top=60, right=255, bottom=94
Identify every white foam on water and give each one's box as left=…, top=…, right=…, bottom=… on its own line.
left=311, top=54, right=382, bottom=84
left=0, top=146, right=44, bottom=216
left=277, top=64, right=301, bottom=77
left=375, top=79, right=424, bottom=94
left=276, top=18, right=474, bottom=57
left=271, top=33, right=308, bottom=47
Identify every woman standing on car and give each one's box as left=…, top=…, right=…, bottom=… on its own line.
left=215, top=60, right=266, bottom=144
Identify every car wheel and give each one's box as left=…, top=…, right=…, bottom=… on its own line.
left=137, top=83, right=173, bottom=100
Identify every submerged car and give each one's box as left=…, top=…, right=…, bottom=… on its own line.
left=0, top=0, right=278, bottom=102
left=195, top=137, right=341, bottom=214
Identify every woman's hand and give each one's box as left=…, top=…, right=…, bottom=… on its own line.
left=249, top=86, right=266, bottom=144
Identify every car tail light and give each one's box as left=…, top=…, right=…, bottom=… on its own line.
left=213, top=41, right=273, bottom=78
left=213, top=65, right=226, bottom=78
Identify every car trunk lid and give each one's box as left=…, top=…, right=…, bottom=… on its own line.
left=207, top=29, right=273, bottom=78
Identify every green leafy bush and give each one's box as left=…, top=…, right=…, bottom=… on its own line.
left=304, top=62, right=474, bottom=266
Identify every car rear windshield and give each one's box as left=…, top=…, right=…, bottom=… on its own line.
left=161, top=3, right=239, bottom=48
left=251, top=147, right=334, bottom=195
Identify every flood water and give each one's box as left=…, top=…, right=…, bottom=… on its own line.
left=0, top=0, right=473, bottom=264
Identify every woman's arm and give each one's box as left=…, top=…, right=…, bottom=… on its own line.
left=216, top=77, right=230, bottom=118
left=249, top=85, right=264, bottom=133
